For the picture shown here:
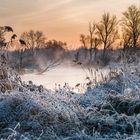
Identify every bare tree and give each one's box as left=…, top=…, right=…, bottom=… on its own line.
left=96, top=13, right=118, bottom=57
left=121, top=31, right=131, bottom=51
left=21, top=30, right=46, bottom=55
left=121, top=5, right=140, bottom=49
left=88, top=22, right=96, bottom=61
left=80, top=34, right=87, bottom=48
left=19, top=30, right=46, bottom=70
left=92, top=37, right=101, bottom=60
left=80, top=22, right=100, bottom=61
left=80, top=34, right=88, bottom=59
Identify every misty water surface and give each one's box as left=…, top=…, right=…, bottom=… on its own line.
left=21, top=65, right=109, bottom=91
left=21, top=65, right=86, bottom=90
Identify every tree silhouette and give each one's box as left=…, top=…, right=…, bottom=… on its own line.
left=21, top=30, right=46, bottom=49
left=96, top=13, right=118, bottom=57
left=122, top=5, right=140, bottom=49
left=121, top=31, right=131, bottom=51
left=80, top=34, right=88, bottom=59
left=80, top=34, right=87, bottom=48
left=92, top=37, right=101, bottom=60
left=79, top=22, right=100, bottom=61
left=88, top=22, right=96, bottom=61
left=20, top=30, right=47, bottom=59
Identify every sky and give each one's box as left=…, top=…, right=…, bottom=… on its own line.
left=0, top=0, right=140, bottom=47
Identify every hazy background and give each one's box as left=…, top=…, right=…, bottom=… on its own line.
left=0, top=0, right=140, bottom=47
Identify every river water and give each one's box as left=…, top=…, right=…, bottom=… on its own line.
left=21, top=65, right=86, bottom=90
left=21, top=65, right=110, bottom=91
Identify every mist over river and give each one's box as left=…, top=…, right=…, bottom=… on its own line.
left=21, top=64, right=110, bottom=91
left=21, top=65, right=86, bottom=90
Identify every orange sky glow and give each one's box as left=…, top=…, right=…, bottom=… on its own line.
left=0, top=0, right=140, bottom=48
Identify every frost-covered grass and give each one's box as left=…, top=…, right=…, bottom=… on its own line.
left=0, top=60, right=140, bottom=140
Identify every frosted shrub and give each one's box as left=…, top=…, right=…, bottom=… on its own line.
left=0, top=60, right=140, bottom=139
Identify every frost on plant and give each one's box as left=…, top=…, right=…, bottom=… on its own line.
left=0, top=59, right=139, bottom=140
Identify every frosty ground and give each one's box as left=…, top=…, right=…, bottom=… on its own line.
left=0, top=60, right=140, bottom=140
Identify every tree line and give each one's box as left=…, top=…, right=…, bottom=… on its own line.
left=0, top=5, right=140, bottom=70
left=79, top=5, right=140, bottom=60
